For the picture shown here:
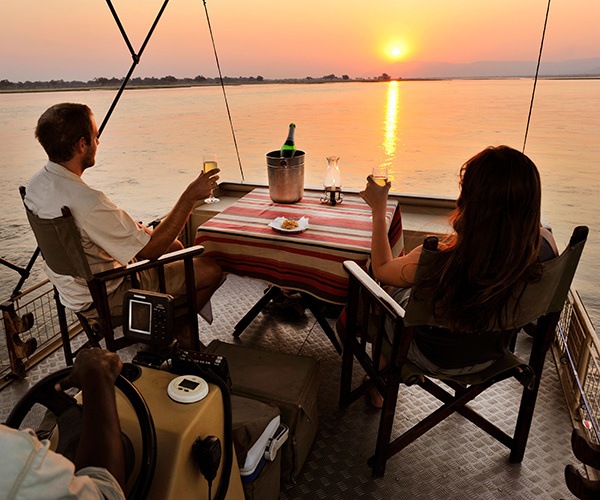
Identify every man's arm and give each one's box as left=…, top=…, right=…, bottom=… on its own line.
left=56, top=349, right=126, bottom=488
left=137, top=168, right=219, bottom=260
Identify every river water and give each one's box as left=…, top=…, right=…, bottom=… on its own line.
left=1, top=80, right=598, bottom=327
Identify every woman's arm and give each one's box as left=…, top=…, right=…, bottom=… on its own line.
left=375, top=246, right=423, bottom=288
left=360, top=175, right=422, bottom=288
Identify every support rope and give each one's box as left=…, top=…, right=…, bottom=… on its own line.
left=202, top=0, right=245, bottom=181
left=523, top=0, right=552, bottom=153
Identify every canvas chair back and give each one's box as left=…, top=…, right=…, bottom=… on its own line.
left=20, top=187, right=93, bottom=281
left=404, top=228, right=588, bottom=331
left=19, top=186, right=103, bottom=364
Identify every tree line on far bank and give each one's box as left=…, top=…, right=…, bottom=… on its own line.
left=0, top=73, right=395, bottom=91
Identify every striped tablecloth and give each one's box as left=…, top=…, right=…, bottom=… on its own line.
left=195, top=188, right=403, bottom=304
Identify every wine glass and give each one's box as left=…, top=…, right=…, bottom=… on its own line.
left=372, top=165, right=388, bottom=186
left=203, top=153, right=220, bottom=204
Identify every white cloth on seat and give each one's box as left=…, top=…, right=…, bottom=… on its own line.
left=0, top=424, right=124, bottom=500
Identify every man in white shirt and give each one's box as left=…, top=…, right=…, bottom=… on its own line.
left=0, top=348, right=127, bottom=499
left=25, top=103, right=223, bottom=347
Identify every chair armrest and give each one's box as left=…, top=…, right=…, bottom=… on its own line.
left=156, top=245, right=205, bottom=263
left=93, top=245, right=205, bottom=283
left=343, top=261, right=405, bottom=319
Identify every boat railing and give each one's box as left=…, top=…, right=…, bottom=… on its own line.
left=554, top=290, right=600, bottom=455
left=0, top=279, right=80, bottom=387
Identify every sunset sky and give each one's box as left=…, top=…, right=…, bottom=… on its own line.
left=2, top=0, right=599, bottom=81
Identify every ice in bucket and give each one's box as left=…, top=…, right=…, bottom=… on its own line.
left=266, top=150, right=305, bottom=203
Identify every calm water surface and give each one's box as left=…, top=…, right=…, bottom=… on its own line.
left=1, top=80, right=598, bottom=327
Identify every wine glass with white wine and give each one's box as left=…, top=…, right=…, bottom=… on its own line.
left=203, top=153, right=219, bottom=204
left=372, top=164, right=388, bottom=186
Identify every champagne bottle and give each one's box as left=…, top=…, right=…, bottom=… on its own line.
left=281, top=123, right=297, bottom=158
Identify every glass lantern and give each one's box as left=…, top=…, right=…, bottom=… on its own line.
left=321, top=156, right=343, bottom=205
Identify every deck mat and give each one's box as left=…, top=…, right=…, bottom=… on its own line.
left=1, top=274, right=577, bottom=499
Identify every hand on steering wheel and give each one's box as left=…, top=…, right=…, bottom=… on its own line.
left=5, top=365, right=157, bottom=500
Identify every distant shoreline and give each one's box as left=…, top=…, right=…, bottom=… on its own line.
left=1, top=75, right=598, bottom=94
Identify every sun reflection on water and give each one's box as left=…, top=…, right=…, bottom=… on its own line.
left=382, top=81, right=400, bottom=178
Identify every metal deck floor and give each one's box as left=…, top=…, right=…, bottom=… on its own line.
left=1, top=275, right=578, bottom=499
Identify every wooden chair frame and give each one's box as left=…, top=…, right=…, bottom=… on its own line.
left=20, top=186, right=204, bottom=364
left=340, top=226, right=588, bottom=477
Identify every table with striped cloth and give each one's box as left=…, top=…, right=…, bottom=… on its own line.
left=195, top=187, right=403, bottom=305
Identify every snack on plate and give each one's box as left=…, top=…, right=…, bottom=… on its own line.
left=281, top=218, right=299, bottom=230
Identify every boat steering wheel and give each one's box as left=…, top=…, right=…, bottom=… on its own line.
left=5, top=366, right=157, bottom=500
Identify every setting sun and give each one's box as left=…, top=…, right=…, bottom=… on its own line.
left=386, top=42, right=409, bottom=61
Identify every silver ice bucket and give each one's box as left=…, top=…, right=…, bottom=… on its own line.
left=267, top=150, right=305, bottom=203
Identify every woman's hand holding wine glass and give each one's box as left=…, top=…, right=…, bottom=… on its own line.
left=360, top=164, right=391, bottom=214
left=372, top=164, right=389, bottom=186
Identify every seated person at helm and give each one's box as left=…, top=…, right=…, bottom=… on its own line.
left=358, top=146, right=558, bottom=403
left=0, top=348, right=126, bottom=499
left=25, top=103, right=223, bottom=348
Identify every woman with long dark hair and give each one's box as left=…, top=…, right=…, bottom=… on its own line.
left=359, top=145, right=558, bottom=405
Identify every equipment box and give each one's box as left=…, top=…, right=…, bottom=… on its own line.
left=207, top=340, right=320, bottom=483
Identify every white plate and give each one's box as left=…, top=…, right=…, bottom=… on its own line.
left=268, top=216, right=309, bottom=233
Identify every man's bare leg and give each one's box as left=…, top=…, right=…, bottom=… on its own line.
left=193, top=255, right=224, bottom=309
left=175, top=255, right=223, bottom=350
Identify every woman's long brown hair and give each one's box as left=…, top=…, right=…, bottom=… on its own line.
left=415, top=146, right=542, bottom=332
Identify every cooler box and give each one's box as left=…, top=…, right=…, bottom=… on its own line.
left=207, top=340, right=320, bottom=483
left=231, top=395, right=286, bottom=500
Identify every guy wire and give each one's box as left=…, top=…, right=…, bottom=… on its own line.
left=523, top=0, right=552, bottom=153
left=202, top=0, right=245, bottom=181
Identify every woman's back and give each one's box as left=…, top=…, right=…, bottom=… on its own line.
left=408, top=231, right=558, bottom=372
left=414, top=146, right=548, bottom=333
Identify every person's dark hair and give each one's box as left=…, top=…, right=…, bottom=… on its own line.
left=35, top=103, right=94, bottom=163
left=416, top=145, right=542, bottom=332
